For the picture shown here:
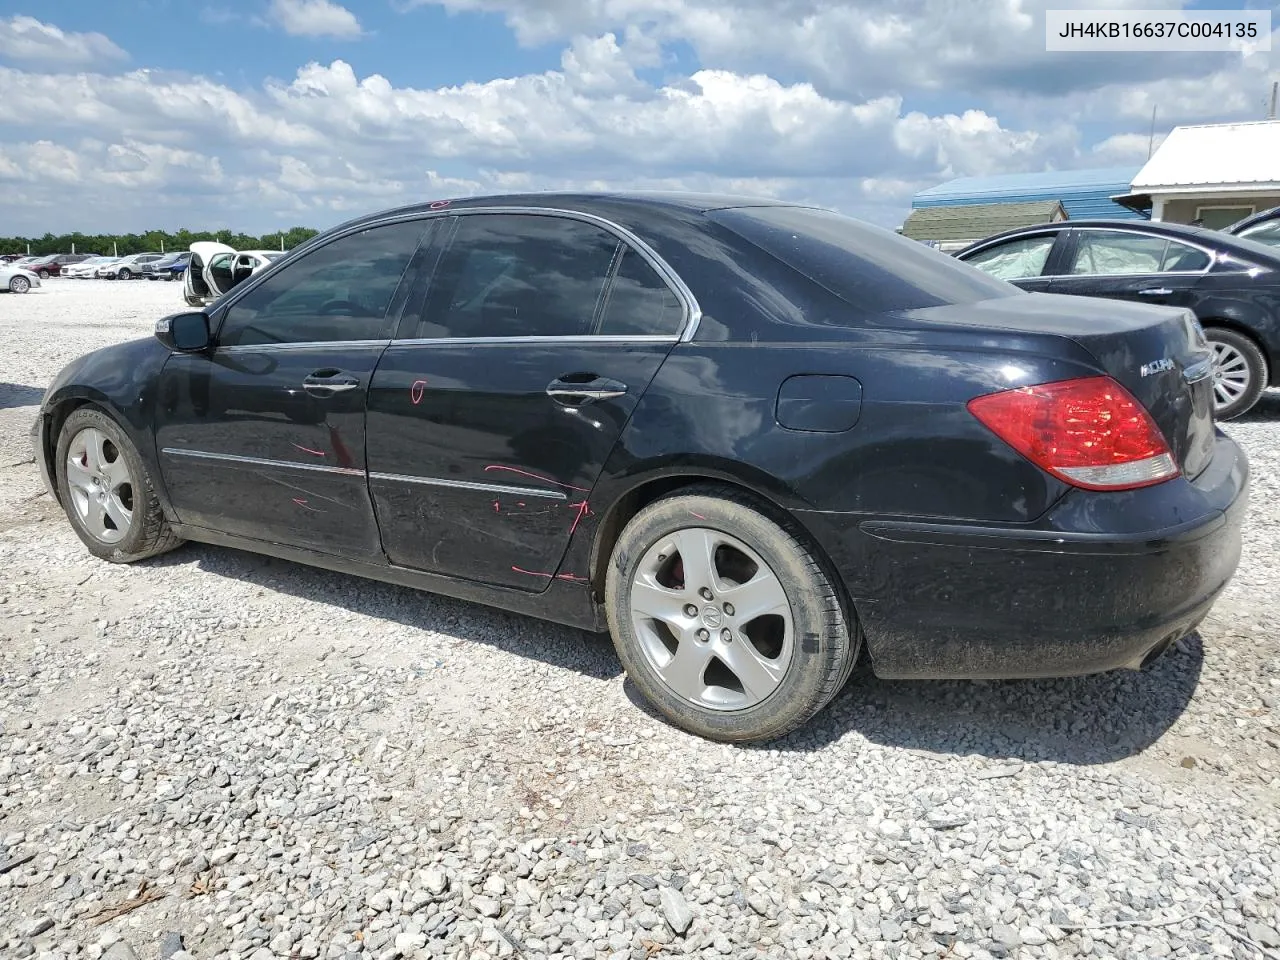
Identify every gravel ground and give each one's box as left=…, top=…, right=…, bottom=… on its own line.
left=1, top=280, right=1278, bottom=960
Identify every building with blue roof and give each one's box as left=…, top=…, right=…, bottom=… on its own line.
left=902, top=167, right=1145, bottom=250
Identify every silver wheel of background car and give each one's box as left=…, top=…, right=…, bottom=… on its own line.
left=1211, top=341, right=1251, bottom=409
left=118, top=268, right=132, bottom=280
left=9, top=276, right=30, bottom=293
left=65, top=426, right=134, bottom=544
left=629, top=526, right=795, bottom=711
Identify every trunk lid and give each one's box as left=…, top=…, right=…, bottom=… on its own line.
left=911, top=292, right=1216, bottom=479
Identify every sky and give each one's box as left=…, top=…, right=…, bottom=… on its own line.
left=0, top=0, right=1275, bottom=236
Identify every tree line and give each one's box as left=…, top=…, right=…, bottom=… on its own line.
left=1, top=226, right=321, bottom=257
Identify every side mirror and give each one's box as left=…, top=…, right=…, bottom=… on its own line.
left=155, top=311, right=211, bottom=352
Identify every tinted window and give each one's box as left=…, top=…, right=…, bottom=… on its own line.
left=218, top=220, right=424, bottom=347
left=415, top=214, right=619, bottom=339
left=1069, top=231, right=1210, bottom=275
left=710, top=205, right=1017, bottom=312
left=598, top=248, right=684, bottom=336
left=964, top=235, right=1056, bottom=280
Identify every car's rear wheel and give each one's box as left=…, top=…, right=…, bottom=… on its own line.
left=9, top=276, right=30, bottom=293
left=56, top=408, right=184, bottom=563
left=605, top=486, right=857, bottom=743
left=118, top=268, right=132, bottom=280
left=1205, top=327, right=1267, bottom=420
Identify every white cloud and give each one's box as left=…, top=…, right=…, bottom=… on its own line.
left=0, top=16, right=127, bottom=68
left=268, top=0, right=363, bottom=38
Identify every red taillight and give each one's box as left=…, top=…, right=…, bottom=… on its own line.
left=967, top=375, right=1179, bottom=491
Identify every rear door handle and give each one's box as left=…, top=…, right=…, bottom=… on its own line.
left=302, top=369, right=361, bottom=396
left=545, top=375, right=628, bottom=404
left=1137, top=287, right=1173, bottom=296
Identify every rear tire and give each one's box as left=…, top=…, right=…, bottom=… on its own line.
left=605, top=485, right=858, bottom=743
left=55, top=407, right=184, bottom=563
left=1205, top=327, right=1267, bottom=420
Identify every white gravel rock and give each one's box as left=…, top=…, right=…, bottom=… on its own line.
left=1, top=279, right=1279, bottom=959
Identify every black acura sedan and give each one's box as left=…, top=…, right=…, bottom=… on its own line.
left=956, top=219, right=1280, bottom=419
left=31, top=194, right=1247, bottom=742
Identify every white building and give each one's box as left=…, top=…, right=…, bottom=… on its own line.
left=1119, top=120, right=1280, bottom=228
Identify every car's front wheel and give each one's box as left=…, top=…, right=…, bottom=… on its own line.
left=37, top=269, right=50, bottom=279
left=55, top=408, right=184, bottom=563
left=118, top=268, right=132, bottom=280
left=605, top=486, right=858, bottom=743
left=9, top=275, right=30, bottom=293
left=1206, top=327, right=1267, bottom=420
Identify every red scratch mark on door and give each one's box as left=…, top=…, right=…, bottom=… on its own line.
left=410, top=379, right=427, bottom=405
left=291, top=498, right=319, bottom=512
left=493, top=500, right=500, bottom=513
left=567, top=499, right=593, bottom=536
left=516, top=501, right=526, bottom=507
left=484, top=464, right=589, bottom=493
left=512, top=566, right=589, bottom=583
left=292, top=443, right=325, bottom=457
left=327, top=425, right=355, bottom=468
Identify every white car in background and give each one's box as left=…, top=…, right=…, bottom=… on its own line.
left=64, top=256, right=119, bottom=279
left=184, top=243, right=284, bottom=306
left=0, top=262, right=41, bottom=293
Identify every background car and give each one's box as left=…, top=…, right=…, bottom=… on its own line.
left=183, top=244, right=282, bottom=305
left=97, top=253, right=162, bottom=280
left=25, top=253, right=96, bottom=279
left=143, top=251, right=191, bottom=281
left=31, top=193, right=1246, bottom=743
left=1225, top=206, right=1280, bottom=249
left=956, top=220, right=1280, bottom=419
left=0, top=262, right=41, bottom=293
left=64, top=256, right=119, bottom=279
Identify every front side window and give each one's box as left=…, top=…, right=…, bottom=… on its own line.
left=217, top=220, right=425, bottom=347
left=414, top=214, right=621, bottom=339
left=1069, top=231, right=1210, bottom=276
left=964, top=235, right=1056, bottom=280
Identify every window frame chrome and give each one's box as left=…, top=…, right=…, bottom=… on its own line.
left=202, top=205, right=703, bottom=352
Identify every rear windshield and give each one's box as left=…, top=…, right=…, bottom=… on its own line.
left=709, top=205, right=1018, bottom=313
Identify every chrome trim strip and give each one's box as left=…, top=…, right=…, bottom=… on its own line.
left=392, top=334, right=676, bottom=346
left=367, top=471, right=567, bottom=500
left=219, top=339, right=391, bottom=354
left=160, top=447, right=364, bottom=476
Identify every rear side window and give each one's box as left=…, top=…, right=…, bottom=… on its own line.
left=1070, top=231, right=1210, bottom=275
left=415, top=214, right=620, bottom=339
left=710, top=205, right=1017, bottom=313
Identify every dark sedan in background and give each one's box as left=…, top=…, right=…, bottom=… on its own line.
left=957, top=220, right=1280, bottom=419
left=1226, top=206, right=1280, bottom=249
left=31, top=194, right=1246, bottom=742
left=143, top=251, right=192, bottom=280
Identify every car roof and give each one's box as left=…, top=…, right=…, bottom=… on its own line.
left=958, top=217, right=1280, bottom=265
left=1226, top=205, right=1280, bottom=234
left=335, top=191, right=801, bottom=232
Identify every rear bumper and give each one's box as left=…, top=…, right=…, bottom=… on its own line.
left=813, top=431, right=1248, bottom=680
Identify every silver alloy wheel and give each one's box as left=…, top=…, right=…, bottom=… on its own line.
left=1211, top=340, right=1251, bottom=409
left=629, top=527, right=795, bottom=711
left=10, top=276, right=29, bottom=293
left=65, top=427, right=134, bottom=544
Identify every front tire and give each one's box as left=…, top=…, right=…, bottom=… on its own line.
left=55, top=408, right=184, bottom=563
left=9, top=276, right=30, bottom=293
left=118, top=268, right=132, bottom=280
left=605, top=486, right=858, bottom=743
left=1206, top=327, right=1267, bottom=420
left=37, top=269, right=50, bottom=279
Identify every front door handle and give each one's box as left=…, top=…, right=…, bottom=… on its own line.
left=1137, top=287, right=1174, bottom=296
left=302, top=369, right=361, bottom=396
left=545, top=374, right=628, bottom=404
